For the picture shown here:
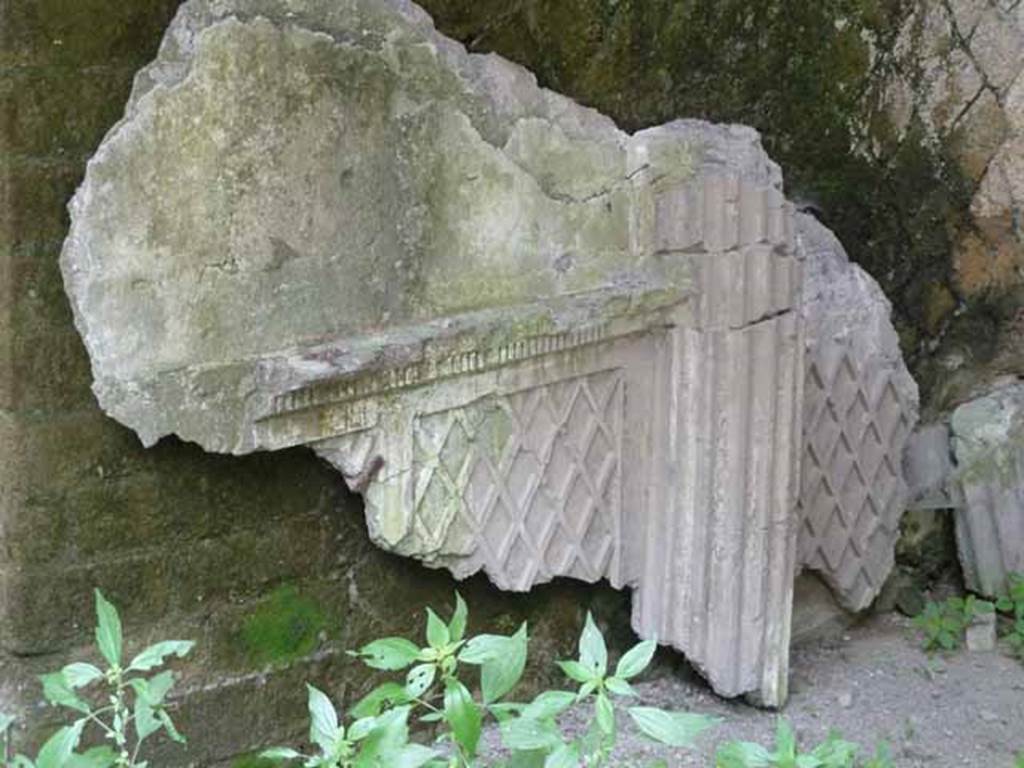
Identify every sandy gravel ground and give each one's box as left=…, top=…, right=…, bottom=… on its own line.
left=480, top=613, right=1024, bottom=767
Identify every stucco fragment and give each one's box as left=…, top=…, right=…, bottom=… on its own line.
left=796, top=213, right=920, bottom=612
left=951, top=384, right=1024, bottom=597
left=58, top=0, right=914, bottom=706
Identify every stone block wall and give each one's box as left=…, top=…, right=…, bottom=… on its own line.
left=0, top=3, right=615, bottom=763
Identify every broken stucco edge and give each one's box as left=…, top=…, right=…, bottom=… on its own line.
left=89, top=281, right=696, bottom=454
left=60, top=0, right=924, bottom=707
left=795, top=213, right=920, bottom=613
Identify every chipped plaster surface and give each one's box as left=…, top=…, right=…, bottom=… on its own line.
left=60, top=0, right=918, bottom=706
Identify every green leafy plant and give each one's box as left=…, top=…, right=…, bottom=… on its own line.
left=259, top=686, right=436, bottom=768
left=495, top=612, right=719, bottom=767
left=715, top=720, right=892, bottom=768
left=995, top=573, right=1024, bottom=620
left=913, top=595, right=994, bottom=651
left=861, top=743, right=896, bottom=768
left=262, top=596, right=717, bottom=767
left=3, top=590, right=194, bottom=768
left=996, top=573, right=1024, bottom=661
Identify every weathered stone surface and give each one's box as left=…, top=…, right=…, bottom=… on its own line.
left=795, top=213, right=920, bottom=611
left=951, top=384, right=1024, bottom=597
left=884, top=0, right=1024, bottom=414
left=965, top=609, right=997, bottom=653
left=905, top=423, right=961, bottom=510
left=61, top=0, right=809, bottom=704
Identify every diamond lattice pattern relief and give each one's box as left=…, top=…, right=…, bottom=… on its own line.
left=798, top=352, right=913, bottom=610
left=413, top=370, right=623, bottom=590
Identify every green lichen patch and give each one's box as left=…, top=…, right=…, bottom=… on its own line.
left=240, top=584, right=330, bottom=666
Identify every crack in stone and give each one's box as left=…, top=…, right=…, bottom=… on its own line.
left=938, top=0, right=1007, bottom=107
left=731, top=307, right=794, bottom=331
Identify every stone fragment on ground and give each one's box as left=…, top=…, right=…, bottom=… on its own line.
left=904, top=422, right=961, bottom=510
left=795, top=212, right=919, bottom=611
left=951, top=383, right=1024, bottom=598
left=59, top=0, right=921, bottom=706
left=965, top=610, right=997, bottom=652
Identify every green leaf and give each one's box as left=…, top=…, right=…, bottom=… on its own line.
left=448, top=593, right=469, bottom=644
left=146, top=671, right=175, bottom=705
left=487, top=702, right=525, bottom=722
left=66, top=746, right=118, bottom=768
left=481, top=624, right=528, bottom=704
left=578, top=613, right=607, bottom=677
left=0, top=712, right=14, bottom=734
left=128, top=641, right=194, bottom=672
left=390, top=743, right=439, bottom=768
left=134, top=699, right=161, bottom=742
left=458, top=634, right=508, bottom=664
left=353, top=706, right=412, bottom=768
left=128, top=671, right=175, bottom=708
left=604, top=676, right=637, bottom=698
left=35, top=721, right=85, bottom=768
left=356, top=638, right=422, bottom=671
left=504, top=750, right=548, bottom=768
left=93, top=590, right=123, bottom=668
left=443, top=678, right=482, bottom=758
left=348, top=716, right=380, bottom=742
left=259, top=747, right=303, bottom=761
left=595, top=693, right=615, bottom=736
left=576, top=681, right=597, bottom=701
left=521, top=691, right=575, bottom=721
left=543, top=743, right=579, bottom=768
left=809, top=731, right=858, bottom=766
left=615, top=638, right=656, bottom=680
left=306, top=685, right=340, bottom=754
left=628, top=707, right=718, bottom=748
left=351, top=682, right=410, bottom=719
left=426, top=609, right=450, bottom=649
left=40, top=673, right=90, bottom=714
left=460, top=628, right=529, bottom=701
left=500, top=717, right=563, bottom=752
left=716, top=741, right=773, bottom=768
left=157, top=709, right=186, bottom=744
left=776, top=719, right=797, bottom=761
left=556, top=660, right=592, bottom=684
left=405, top=663, right=437, bottom=699
left=60, top=664, right=103, bottom=689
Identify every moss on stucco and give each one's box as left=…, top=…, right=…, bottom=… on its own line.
left=240, top=584, right=331, bottom=666
left=417, top=0, right=978, bottom=402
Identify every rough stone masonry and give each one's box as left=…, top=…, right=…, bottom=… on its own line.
left=60, top=0, right=918, bottom=705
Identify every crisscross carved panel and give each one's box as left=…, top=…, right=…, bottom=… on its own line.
left=797, top=351, right=913, bottom=610
left=412, top=370, right=623, bottom=590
